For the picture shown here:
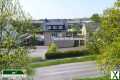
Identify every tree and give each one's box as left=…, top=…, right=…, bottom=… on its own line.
left=0, top=0, right=33, bottom=75
left=90, top=13, right=101, bottom=23
left=89, top=0, right=120, bottom=73
left=68, top=24, right=81, bottom=32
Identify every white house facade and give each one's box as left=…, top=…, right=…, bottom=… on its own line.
left=32, top=18, right=98, bottom=48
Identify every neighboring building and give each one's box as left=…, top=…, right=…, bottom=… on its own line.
left=32, top=18, right=99, bottom=48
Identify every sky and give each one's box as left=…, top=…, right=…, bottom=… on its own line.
left=19, top=0, right=115, bottom=19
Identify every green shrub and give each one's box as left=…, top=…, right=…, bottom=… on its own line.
left=45, top=50, right=91, bottom=59
left=45, top=51, right=62, bottom=59
left=47, top=43, right=58, bottom=53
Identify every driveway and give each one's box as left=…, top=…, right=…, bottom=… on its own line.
left=29, top=46, right=48, bottom=59
left=33, top=61, right=104, bottom=80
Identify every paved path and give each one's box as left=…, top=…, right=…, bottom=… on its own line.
left=33, top=61, right=104, bottom=80
left=29, top=46, right=48, bottom=59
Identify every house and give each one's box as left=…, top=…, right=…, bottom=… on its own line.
left=32, top=18, right=98, bottom=48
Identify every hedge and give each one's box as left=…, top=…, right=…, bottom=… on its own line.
left=45, top=50, right=91, bottom=59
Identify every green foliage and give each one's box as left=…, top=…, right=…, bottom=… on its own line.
left=11, top=19, right=32, bottom=34
left=0, top=47, right=33, bottom=75
left=68, top=24, right=81, bottom=32
left=0, top=0, right=34, bottom=75
left=45, top=50, right=91, bottom=59
left=89, top=0, right=120, bottom=72
left=47, top=43, right=58, bottom=53
left=87, top=31, right=102, bottom=54
left=115, top=0, right=120, bottom=7
left=32, top=25, right=43, bottom=33
left=90, top=13, right=101, bottom=23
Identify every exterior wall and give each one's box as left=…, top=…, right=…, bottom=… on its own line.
left=53, top=40, right=86, bottom=48
left=44, top=32, right=52, bottom=46
left=43, top=23, right=87, bottom=48
left=32, top=19, right=95, bottom=48
left=81, top=24, right=87, bottom=46
left=54, top=40, right=74, bottom=48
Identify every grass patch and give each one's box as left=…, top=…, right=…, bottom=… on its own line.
left=75, top=76, right=109, bottom=80
left=31, top=57, right=44, bottom=63
left=30, top=55, right=96, bottom=68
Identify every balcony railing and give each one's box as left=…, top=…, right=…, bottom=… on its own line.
left=52, top=37, right=86, bottom=40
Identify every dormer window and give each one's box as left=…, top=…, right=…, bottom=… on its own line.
left=53, top=26, right=56, bottom=30
left=57, top=26, right=59, bottom=29
left=46, top=24, right=66, bottom=31
left=62, top=25, right=65, bottom=29
left=59, top=26, right=63, bottom=29
left=48, top=25, right=51, bottom=30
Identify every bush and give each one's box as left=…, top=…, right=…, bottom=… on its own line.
left=45, top=50, right=91, bottom=59
left=47, top=43, right=58, bottom=53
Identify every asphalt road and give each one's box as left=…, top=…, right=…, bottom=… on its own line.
left=33, top=61, right=104, bottom=80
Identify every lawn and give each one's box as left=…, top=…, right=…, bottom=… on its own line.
left=30, top=55, right=96, bottom=68
left=75, top=76, right=110, bottom=80
left=31, top=57, right=44, bottom=63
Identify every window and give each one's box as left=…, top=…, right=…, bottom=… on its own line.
left=62, top=25, right=65, bottom=29
left=48, top=26, right=51, bottom=30
left=52, top=32, right=58, bottom=37
left=53, top=26, right=56, bottom=30
left=80, top=40, right=85, bottom=45
left=59, top=26, right=63, bottom=29
left=51, top=26, right=53, bottom=30
left=57, top=26, right=59, bottom=29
